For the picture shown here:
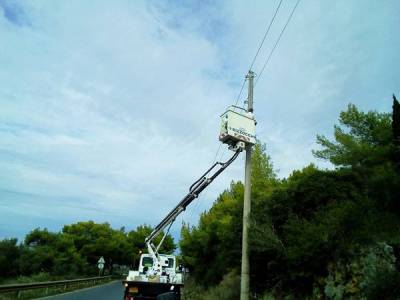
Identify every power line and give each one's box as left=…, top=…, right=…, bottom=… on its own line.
left=248, top=0, right=284, bottom=72
left=234, top=78, right=247, bottom=107
left=225, top=0, right=286, bottom=170
left=234, top=0, right=284, bottom=108
left=255, top=0, right=301, bottom=87
left=212, top=143, right=222, bottom=164
left=206, top=0, right=300, bottom=208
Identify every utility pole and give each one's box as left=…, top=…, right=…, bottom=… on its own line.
left=240, top=70, right=254, bottom=300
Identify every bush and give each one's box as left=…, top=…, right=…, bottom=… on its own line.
left=360, top=243, right=400, bottom=300
left=0, top=239, right=20, bottom=279
left=183, top=270, right=240, bottom=300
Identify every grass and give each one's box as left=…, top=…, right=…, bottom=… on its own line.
left=182, top=271, right=240, bottom=300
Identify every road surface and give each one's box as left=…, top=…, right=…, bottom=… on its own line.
left=39, top=281, right=124, bottom=300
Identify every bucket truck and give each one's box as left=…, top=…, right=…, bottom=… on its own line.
left=123, top=106, right=256, bottom=300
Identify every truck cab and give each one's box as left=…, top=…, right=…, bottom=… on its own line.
left=126, top=254, right=182, bottom=284
left=124, top=254, right=183, bottom=300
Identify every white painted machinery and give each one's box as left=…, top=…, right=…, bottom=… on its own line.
left=219, top=105, right=256, bottom=151
left=123, top=105, right=256, bottom=300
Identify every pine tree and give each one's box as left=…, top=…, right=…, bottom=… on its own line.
left=392, top=94, right=400, bottom=169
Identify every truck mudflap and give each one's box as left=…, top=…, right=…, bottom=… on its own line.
left=123, top=280, right=182, bottom=300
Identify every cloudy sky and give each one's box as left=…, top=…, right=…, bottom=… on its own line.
left=1, top=0, right=399, bottom=241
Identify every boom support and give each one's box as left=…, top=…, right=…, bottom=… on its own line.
left=145, top=149, right=241, bottom=264
left=123, top=106, right=255, bottom=299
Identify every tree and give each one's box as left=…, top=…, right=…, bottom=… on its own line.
left=180, top=143, right=277, bottom=285
left=127, top=224, right=176, bottom=268
left=180, top=181, right=245, bottom=285
left=249, top=165, right=377, bottom=296
left=19, top=229, right=58, bottom=275
left=1, top=221, right=176, bottom=279
left=62, top=221, right=132, bottom=270
left=313, top=103, right=399, bottom=212
left=19, top=228, right=88, bottom=276
left=182, top=103, right=400, bottom=298
left=313, top=104, right=392, bottom=168
left=0, top=239, right=20, bottom=278
left=251, top=143, right=278, bottom=201
left=24, top=228, right=57, bottom=247
left=392, top=94, right=400, bottom=170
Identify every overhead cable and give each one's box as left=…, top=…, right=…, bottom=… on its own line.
left=213, top=0, right=299, bottom=184
left=233, top=78, right=247, bottom=107
left=234, top=0, right=284, bottom=108
left=248, top=0, right=284, bottom=72
left=222, top=0, right=287, bottom=165
left=255, top=0, right=301, bottom=86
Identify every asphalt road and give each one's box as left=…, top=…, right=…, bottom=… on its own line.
left=39, top=281, right=124, bottom=300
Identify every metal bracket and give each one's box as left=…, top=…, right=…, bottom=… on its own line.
left=229, top=141, right=246, bottom=152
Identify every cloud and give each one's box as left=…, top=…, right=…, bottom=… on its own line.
left=0, top=1, right=237, bottom=239
left=0, top=0, right=399, bottom=240
left=0, top=0, right=30, bottom=27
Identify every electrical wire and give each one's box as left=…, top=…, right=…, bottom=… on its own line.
left=255, top=0, right=301, bottom=87
left=212, top=143, right=222, bottom=165
left=222, top=0, right=286, bottom=174
left=192, top=0, right=300, bottom=221
left=234, top=0, right=284, bottom=108
left=233, top=78, right=247, bottom=107
left=248, top=0, right=284, bottom=72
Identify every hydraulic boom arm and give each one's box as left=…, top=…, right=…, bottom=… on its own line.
left=145, top=149, right=241, bottom=258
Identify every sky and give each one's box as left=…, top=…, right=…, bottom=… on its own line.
left=0, top=0, right=399, bottom=242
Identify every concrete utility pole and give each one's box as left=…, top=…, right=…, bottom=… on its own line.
left=240, top=70, right=254, bottom=300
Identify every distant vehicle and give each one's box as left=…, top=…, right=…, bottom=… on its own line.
left=123, top=106, right=256, bottom=300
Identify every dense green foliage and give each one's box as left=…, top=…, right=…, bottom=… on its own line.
left=0, top=239, right=19, bottom=278
left=0, top=221, right=175, bottom=282
left=393, top=95, right=400, bottom=170
left=183, top=270, right=241, bottom=300
left=181, top=99, right=400, bottom=299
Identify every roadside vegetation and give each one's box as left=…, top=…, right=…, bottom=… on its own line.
left=180, top=96, right=400, bottom=299
left=0, top=223, right=175, bottom=284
